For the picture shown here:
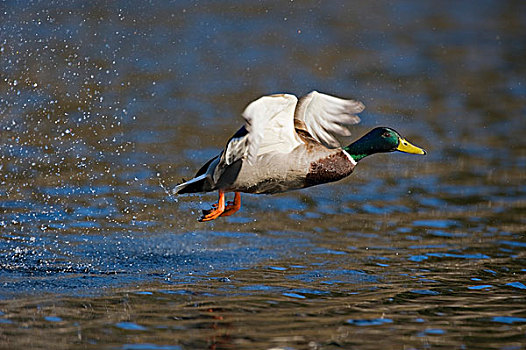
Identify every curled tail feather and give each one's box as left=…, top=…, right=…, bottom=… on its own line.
left=173, top=174, right=211, bottom=194
left=174, top=155, right=220, bottom=195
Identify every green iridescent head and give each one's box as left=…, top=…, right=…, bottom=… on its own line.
left=344, top=127, right=426, bottom=162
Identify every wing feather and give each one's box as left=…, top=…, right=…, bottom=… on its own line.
left=295, top=91, right=364, bottom=148
left=222, top=94, right=301, bottom=166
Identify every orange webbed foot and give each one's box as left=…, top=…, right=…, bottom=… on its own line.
left=198, top=190, right=225, bottom=222
left=198, top=191, right=242, bottom=222
left=199, top=207, right=224, bottom=222
left=220, top=192, right=241, bottom=217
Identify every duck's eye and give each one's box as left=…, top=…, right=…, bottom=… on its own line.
left=382, top=132, right=390, bottom=138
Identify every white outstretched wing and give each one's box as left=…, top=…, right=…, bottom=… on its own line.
left=224, top=94, right=301, bottom=166
left=295, top=91, right=364, bottom=148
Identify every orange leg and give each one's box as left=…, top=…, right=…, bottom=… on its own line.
left=199, top=190, right=225, bottom=222
left=220, top=192, right=241, bottom=217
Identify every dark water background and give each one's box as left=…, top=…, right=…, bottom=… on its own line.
left=1, top=0, right=525, bottom=349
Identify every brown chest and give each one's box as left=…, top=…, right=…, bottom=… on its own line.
left=304, top=151, right=355, bottom=187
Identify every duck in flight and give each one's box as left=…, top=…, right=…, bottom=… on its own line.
left=174, top=91, right=426, bottom=221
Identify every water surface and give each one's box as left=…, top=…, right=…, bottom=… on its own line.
left=0, top=1, right=525, bottom=349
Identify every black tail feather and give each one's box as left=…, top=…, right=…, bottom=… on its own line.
left=174, top=177, right=208, bottom=194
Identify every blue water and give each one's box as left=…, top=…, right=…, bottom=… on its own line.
left=1, top=1, right=525, bottom=349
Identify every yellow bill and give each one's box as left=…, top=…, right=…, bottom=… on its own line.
left=397, top=137, right=427, bottom=155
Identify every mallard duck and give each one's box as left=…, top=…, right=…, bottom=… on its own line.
left=174, top=91, right=426, bottom=221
